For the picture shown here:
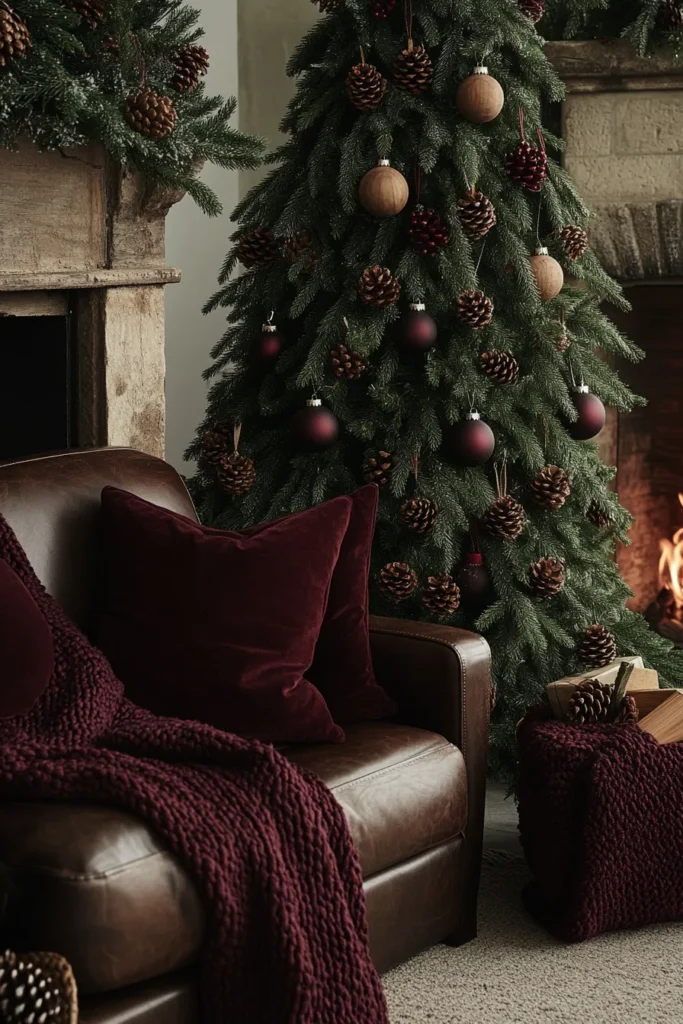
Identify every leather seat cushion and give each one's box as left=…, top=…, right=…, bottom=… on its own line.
left=0, top=722, right=465, bottom=994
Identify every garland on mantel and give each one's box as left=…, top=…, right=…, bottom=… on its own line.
left=543, top=0, right=683, bottom=57
left=0, top=0, right=264, bottom=215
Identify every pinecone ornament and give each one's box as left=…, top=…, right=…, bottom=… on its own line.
left=170, top=44, right=210, bottom=93
left=480, top=350, right=519, bottom=385
left=61, top=0, right=106, bottom=29
left=566, top=679, right=613, bottom=724
left=358, top=265, right=400, bottom=308
left=579, top=624, right=618, bottom=669
left=408, top=207, right=450, bottom=256
left=363, top=450, right=392, bottom=486
left=457, top=189, right=497, bottom=240
left=371, top=0, right=396, bottom=16
left=217, top=453, right=256, bottom=496
left=422, top=574, right=461, bottom=616
left=400, top=497, right=438, bottom=534
left=0, top=949, right=77, bottom=1024
left=236, top=228, right=278, bottom=269
left=614, top=694, right=639, bottom=725
left=379, top=562, right=418, bottom=601
left=329, top=343, right=367, bottom=380
left=483, top=496, right=526, bottom=541
left=531, top=465, right=571, bottom=511
left=200, top=422, right=231, bottom=467
left=284, top=229, right=317, bottom=270
left=0, top=5, right=30, bottom=67
left=587, top=502, right=612, bottom=528
left=517, top=0, right=545, bottom=21
left=346, top=61, right=387, bottom=112
left=505, top=140, right=548, bottom=193
left=124, top=89, right=177, bottom=139
left=528, top=556, right=565, bottom=598
left=658, top=1, right=683, bottom=28
left=393, top=41, right=433, bottom=93
left=560, top=225, right=589, bottom=261
left=456, top=290, right=494, bottom=329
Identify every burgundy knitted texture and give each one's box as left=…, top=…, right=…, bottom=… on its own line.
left=518, top=705, right=683, bottom=942
left=0, top=516, right=388, bottom=1024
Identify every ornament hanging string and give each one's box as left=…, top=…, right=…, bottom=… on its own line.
left=233, top=422, right=242, bottom=455
left=470, top=525, right=481, bottom=555
left=410, top=452, right=419, bottom=484
left=494, top=455, right=508, bottom=498
left=130, top=32, right=146, bottom=87
left=403, top=0, right=413, bottom=46
left=536, top=193, right=543, bottom=245
left=359, top=46, right=366, bottom=65
left=475, top=236, right=488, bottom=274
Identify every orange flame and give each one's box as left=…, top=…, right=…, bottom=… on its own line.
left=659, top=493, right=683, bottom=608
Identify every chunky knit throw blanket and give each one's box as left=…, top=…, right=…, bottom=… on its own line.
left=518, top=705, right=683, bottom=942
left=0, top=516, right=388, bottom=1024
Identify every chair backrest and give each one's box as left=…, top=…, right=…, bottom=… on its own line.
left=0, top=448, right=196, bottom=629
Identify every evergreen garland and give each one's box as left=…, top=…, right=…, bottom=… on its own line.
left=543, top=0, right=683, bottom=57
left=0, top=0, right=264, bottom=214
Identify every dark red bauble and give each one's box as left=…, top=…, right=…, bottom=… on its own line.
left=456, top=553, right=494, bottom=611
left=567, top=386, right=606, bottom=440
left=290, top=398, right=340, bottom=451
left=254, top=324, right=284, bottom=366
left=395, top=301, right=438, bottom=353
left=446, top=412, right=496, bottom=466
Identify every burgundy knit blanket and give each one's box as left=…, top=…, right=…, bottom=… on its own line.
left=0, top=516, right=388, bottom=1024
left=518, top=705, right=683, bottom=942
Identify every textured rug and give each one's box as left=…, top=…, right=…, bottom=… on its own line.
left=383, top=852, right=683, bottom=1023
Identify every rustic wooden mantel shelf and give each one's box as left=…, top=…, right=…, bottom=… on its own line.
left=0, top=267, right=182, bottom=293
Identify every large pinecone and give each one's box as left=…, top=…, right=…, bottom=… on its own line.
left=62, top=0, right=105, bottom=29
left=658, top=1, right=683, bottom=28
left=346, top=61, right=387, bottom=112
left=457, top=189, right=496, bottom=240
left=517, top=0, right=545, bottom=21
left=579, top=624, right=618, bottom=668
left=408, top=207, right=449, bottom=256
left=528, top=556, right=565, bottom=598
left=363, top=450, right=392, bottom=485
left=400, top=497, right=438, bottom=534
left=393, top=43, right=433, bottom=93
left=0, top=5, right=30, bottom=67
left=480, top=350, right=519, bottom=385
left=284, top=229, right=317, bottom=270
left=422, top=574, right=461, bottom=616
left=566, top=680, right=613, bottom=724
left=456, top=290, right=494, bottom=329
left=329, top=343, right=367, bottom=380
left=379, top=562, right=418, bottom=601
left=505, top=140, right=548, bottom=193
left=531, top=465, right=571, bottom=511
left=200, top=422, right=231, bottom=467
left=371, top=0, right=396, bottom=16
left=587, top=502, right=612, bottom=528
left=615, top=694, right=639, bottom=725
left=124, top=89, right=177, bottom=139
left=170, top=44, right=210, bottom=93
left=358, top=265, right=400, bottom=308
left=236, top=228, right=278, bottom=269
left=560, top=225, right=589, bottom=261
left=0, top=949, right=77, bottom=1024
left=217, top=453, right=256, bottom=496
left=483, top=496, right=526, bottom=541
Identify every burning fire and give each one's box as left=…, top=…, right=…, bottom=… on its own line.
left=659, top=493, right=683, bottom=610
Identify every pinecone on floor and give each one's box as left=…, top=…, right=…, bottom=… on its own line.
left=217, top=453, right=256, bottom=496
left=393, top=42, right=433, bottom=93
left=170, top=44, right=210, bottom=93
left=200, top=422, right=231, bottom=467
left=408, top=207, right=449, bottom=256
left=658, top=1, right=683, bottom=29
left=457, top=189, right=496, bottom=240
left=61, top=0, right=106, bottom=29
left=566, top=679, right=613, bottom=724
left=614, top=694, right=639, bottom=725
left=0, top=950, right=77, bottom=1024
left=346, top=61, right=387, bottom=111
left=363, top=450, right=392, bottom=486
left=371, top=0, right=396, bottom=17
left=236, top=228, right=278, bottom=269
left=284, top=229, right=317, bottom=270
left=528, top=557, right=565, bottom=598
left=422, top=574, right=461, bottom=616
left=400, top=497, right=437, bottom=534
left=531, top=465, right=571, bottom=511
left=483, top=496, right=526, bottom=541
left=455, top=290, right=494, bottom=329
left=124, top=89, right=177, bottom=139
left=587, top=503, right=612, bottom=528
left=517, top=0, right=545, bottom=21
left=358, top=265, right=400, bottom=307
left=379, top=562, right=418, bottom=601
left=559, top=225, right=589, bottom=261
left=480, top=350, right=519, bottom=385
left=579, top=624, right=618, bottom=668
left=0, top=5, right=30, bottom=67
left=329, top=343, right=367, bottom=380
left=505, top=140, right=548, bottom=193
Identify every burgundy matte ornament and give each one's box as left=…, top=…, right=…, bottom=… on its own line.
left=290, top=397, right=340, bottom=451
left=456, top=553, right=494, bottom=611
left=446, top=411, right=496, bottom=466
left=567, top=385, right=606, bottom=441
left=254, top=319, right=284, bottom=367
left=396, top=301, right=437, bottom=353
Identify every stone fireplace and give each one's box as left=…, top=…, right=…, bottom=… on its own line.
left=0, top=140, right=182, bottom=462
left=548, top=41, right=683, bottom=617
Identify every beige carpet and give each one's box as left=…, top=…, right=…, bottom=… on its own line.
left=383, top=852, right=683, bottom=1023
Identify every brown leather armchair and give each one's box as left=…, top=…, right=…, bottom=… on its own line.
left=0, top=448, right=491, bottom=1024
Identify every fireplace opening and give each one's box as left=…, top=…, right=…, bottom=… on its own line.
left=0, top=309, right=76, bottom=461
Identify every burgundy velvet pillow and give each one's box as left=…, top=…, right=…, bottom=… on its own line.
left=96, top=487, right=351, bottom=744
left=0, top=559, right=54, bottom=719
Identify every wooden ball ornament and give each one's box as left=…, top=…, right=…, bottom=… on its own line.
left=358, top=158, right=409, bottom=218
left=455, top=66, right=504, bottom=124
left=530, top=246, right=564, bottom=302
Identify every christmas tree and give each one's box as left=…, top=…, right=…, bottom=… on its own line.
left=543, top=0, right=683, bottom=53
left=188, top=0, right=683, bottom=775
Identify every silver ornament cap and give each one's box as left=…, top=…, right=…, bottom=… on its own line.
left=473, top=66, right=489, bottom=75
left=575, top=384, right=590, bottom=394
left=262, top=323, right=277, bottom=333
left=307, top=397, right=323, bottom=408
left=535, top=245, right=549, bottom=256
left=466, top=411, right=482, bottom=422
left=377, top=157, right=391, bottom=167
left=409, top=301, right=426, bottom=312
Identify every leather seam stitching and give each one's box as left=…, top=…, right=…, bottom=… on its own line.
left=15, top=848, right=173, bottom=883
left=331, top=743, right=458, bottom=793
